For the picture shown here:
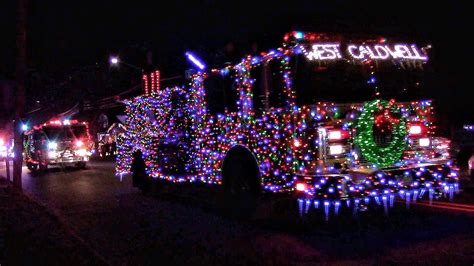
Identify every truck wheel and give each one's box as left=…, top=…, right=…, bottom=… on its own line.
left=221, top=146, right=261, bottom=219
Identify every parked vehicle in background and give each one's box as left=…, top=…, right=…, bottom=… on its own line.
left=23, top=119, right=92, bottom=172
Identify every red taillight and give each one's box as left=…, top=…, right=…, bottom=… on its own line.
left=328, top=130, right=350, bottom=141
left=296, top=183, right=307, bottom=192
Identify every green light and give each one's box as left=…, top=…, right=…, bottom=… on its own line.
left=355, top=99, right=407, bottom=167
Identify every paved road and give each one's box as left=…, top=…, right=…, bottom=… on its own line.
left=1, top=160, right=474, bottom=265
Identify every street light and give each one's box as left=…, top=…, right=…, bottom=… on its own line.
left=110, top=56, right=119, bottom=65
left=109, top=56, right=143, bottom=72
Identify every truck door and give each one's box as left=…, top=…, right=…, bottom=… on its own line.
left=250, top=57, right=296, bottom=186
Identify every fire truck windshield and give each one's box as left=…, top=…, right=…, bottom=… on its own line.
left=291, top=53, right=430, bottom=105
left=42, top=125, right=88, bottom=141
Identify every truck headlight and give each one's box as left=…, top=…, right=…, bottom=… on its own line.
left=329, top=145, right=344, bottom=155
left=76, top=149, right=87, bottom=157
left=48, top=142, right=58, bottom=150
left=419, top=138, right=430, bottom=147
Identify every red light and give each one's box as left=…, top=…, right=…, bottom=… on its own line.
left=142, top=74, right=149, bottom=94
left=154, top=70, right=160, bottom=92
left=296, top=183, right=307, bottom=192
left=150, top=72, right=155, bottom=93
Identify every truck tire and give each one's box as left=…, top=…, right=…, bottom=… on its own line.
left=221, top=146, right=261, bottom=219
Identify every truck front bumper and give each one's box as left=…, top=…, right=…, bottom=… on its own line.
left=47, top=156, right=89, bottom=165
left=294, top=161, right=460, bottom=216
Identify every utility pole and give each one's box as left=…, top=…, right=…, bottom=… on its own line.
left=14, top=0, right=27, bottom=191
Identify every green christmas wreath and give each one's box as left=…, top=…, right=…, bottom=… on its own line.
left=355, top=99, right=407, bottom=167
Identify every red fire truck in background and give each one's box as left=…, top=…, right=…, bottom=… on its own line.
left=23, top=119, right=93, bottom=172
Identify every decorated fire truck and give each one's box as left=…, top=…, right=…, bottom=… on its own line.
left=116, top=32, right=459, bottom=217
left=24, top=119, right=92, bottom=172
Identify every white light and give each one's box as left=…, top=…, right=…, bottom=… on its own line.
left=76, top=149, right=87, bottom=157
left=63, top=120, right=71, bottom=125
left=347, top=45, right=365, bottom=59
left=48, top=142, right=58, bottom=150
left=110, top=57, right=119, bottom=65
left=21, top=124, right=28, bottom=131
left=329, top=145, right=344, bottom=155
left=419, top=138, right=430, bottom=147
left=346, top=43, right=428, bottom=61
left=373, top=45, right=390, bottom=59
left=0, top=138, right=4, bottom=146
left=48, top=151, right=57, bottom=158
left=328, top=130, right=342, bottom=140
left=296, top=183, right=306, bottom=191
left=306, top=43, right=342, bottom=60
left=293, top=139, right=301, bottom=148
left=409, top=125, right=422, bottom=135
left=75, top=140, right=84, bottom=147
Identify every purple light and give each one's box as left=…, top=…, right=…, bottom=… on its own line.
left=185, top=52, right=206, bottom=70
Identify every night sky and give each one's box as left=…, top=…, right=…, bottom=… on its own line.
left=1, top=1, right=471, bottom=127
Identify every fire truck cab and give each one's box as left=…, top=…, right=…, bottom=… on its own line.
left=24, top=120, right=92, bottom=172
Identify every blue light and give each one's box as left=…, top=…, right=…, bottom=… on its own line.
left=21, top=124, right=28, bottom=131
left=294, top=31, right=304, bottom=39
left=367, top=77, right=377, bottom=84
left=220, top=68, right=229, bottom=76
left=185, top=52, right=206, bottom=70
